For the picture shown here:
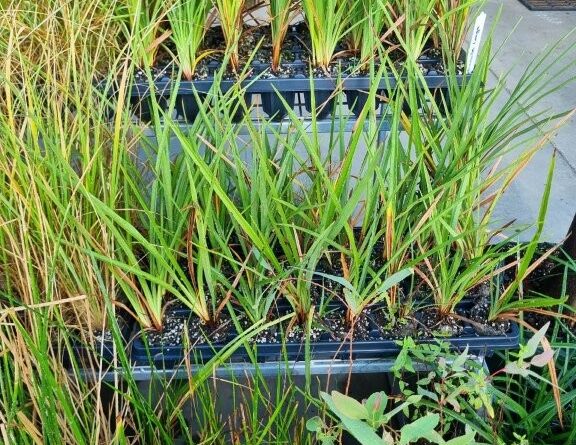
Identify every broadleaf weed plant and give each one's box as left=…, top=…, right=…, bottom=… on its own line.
left=308, top=331, right=559, bottom=444
left=308, top=338, right=550, bottom=444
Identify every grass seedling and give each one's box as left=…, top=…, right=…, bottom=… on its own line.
left=432, top=0, right=478, bottom=62
left=415, top=220, right=515, bottom=316
left=380, top=0, right=437, bottom=62
left=266, top=68, right=419, bottom=324
left=269, top=0, right=298, bottom=73
left=121, top=0, right=168, bottom=68
left=168, top=0, right=212, bottom=80
left=400, top=24, right=576, bottom=315
left=346, top=0, right=386, bottom=70
left=171, top=90, right=293, bottom=323
left=301, top=0, right=351, bottom=73
left=213, top=0, right=246, bottom=73
left=84, top=100, right=242, bottom=328
left=317, top=269, right=413, bottom=327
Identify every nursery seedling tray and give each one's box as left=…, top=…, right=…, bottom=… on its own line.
left=518, top=0, right=576, bottom=11
left=130, top=305, right=519, bottom=367
left=66, top=319, right=132, bottom=367
left=77, top=356, right=490, bottom=382
left=133, top=59, right=460, bottom=95
left=111, top=43, right=467, bottom=122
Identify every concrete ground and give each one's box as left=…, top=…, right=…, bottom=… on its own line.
left=484, top=1, right=576, bottom=241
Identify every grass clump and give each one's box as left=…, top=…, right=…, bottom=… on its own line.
left=0, top=1, right=576, bottom=444
left=168, top=0, right=212, bottom=80
left=302, top=0, right=351, bottom=73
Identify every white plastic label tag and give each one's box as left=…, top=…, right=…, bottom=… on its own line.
left=466, top=12, right=487, bottom=74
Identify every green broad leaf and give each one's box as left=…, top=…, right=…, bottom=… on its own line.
left=445, top=430, right=478, bottom=445
left=382, top=397, right=420, bottom=423
left=340, top=417, right=388, bottom=445
left=451, top=345, right=469, bottom=371
left=399, top=414, right=441, bottom=444
left=306, top=416, right=324, bottom=433
left=321, top=436, right=336, bottom=445
left=523, top=321, right=550, bottom=358
left=417, top=387, right=439, bottom=403
left=530, top=349, right=554, bottom=367
left=503, top=361, right=530, bottom=377
left=330, top=391, right=369, bottom=421
left=416, top=373, right=433, bottom=386
left=376, top=268, right=414, bottom=294
left=406, top=395, right=423, bottom=405
left=365, top=392, right=388, bottom=419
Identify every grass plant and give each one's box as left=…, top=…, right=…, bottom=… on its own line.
left=1, top=1, right=576, bottom=444
left=346, top=0, right=387, bottom=70
left=432, top=0, right=478, bottom=62
left=84, top=86, right=251, bottom=328
left=270, top=80, right=390, bottom=323
left=213, top=0, right=247, bottom=73
left=395, top=22, right=576, bottom=315
left=301, top=0, right=350, bottom=72
left=121, top=0, right=167, bottom=68
left=0, top=0, right=139, bottom=329
left=167, top=96, right=295, bottom=320
left=269, top=0, right=298, bottom=73
left=167, top=0, right=212, bottom=80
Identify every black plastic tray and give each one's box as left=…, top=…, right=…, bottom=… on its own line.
left=66, top=320, right=132, bottom=367
left=130, top=304, right=519, bottom=367
left=130, top=60, right=459, bottom=96
left=110, top=31, right=466, bottom=122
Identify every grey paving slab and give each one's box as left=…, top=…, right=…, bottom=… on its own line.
left=483, top=0, right=576, bottom=241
